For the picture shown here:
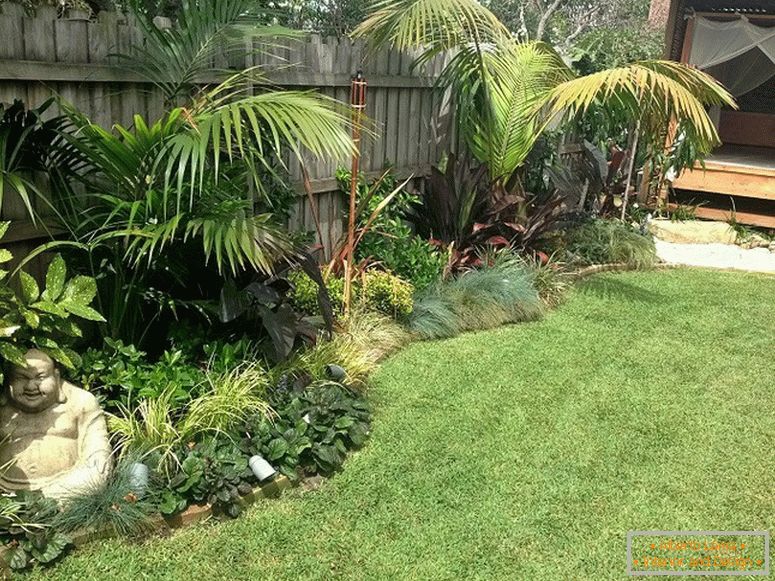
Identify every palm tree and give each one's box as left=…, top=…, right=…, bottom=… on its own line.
left=43, top=0, right=355, bottom=343
left=354, top=0, right=735, bottom=211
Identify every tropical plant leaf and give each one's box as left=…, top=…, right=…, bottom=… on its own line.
left=19, top=271, right=40, bottom=303
left=0, top=341, right=26, bottom=366
left=60, top=302, right=105, bottom=322
left=62, top=275, right=98, bottom=306
left=42, top=254, right=67, bottom=302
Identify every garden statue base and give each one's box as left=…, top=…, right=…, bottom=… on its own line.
left=0, top=349, right=112, bottom=500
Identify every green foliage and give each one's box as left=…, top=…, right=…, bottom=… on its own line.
left=76, top=338, right=207, bottom=411
left=562, top=218, right=657, bottom=269
left=0, top=491, right=70, bottom=571
left=289, top=269, right=414, bottom=320
left=669, top=203, right=699, bottom=222
left=357, top=270, right=414, bottom=320
left=240, top=381, right=371, bottom=480
left=337, top=169, right=445, bottom=290
left=571, top=24, right=663, bottom=75
left=53, top=459, right=159, bottom=537
left=289, top=270, right=344, bottom=315
left=161, top=440, right=253, bottom=518
left=275, top=333, right=375, bottom=390
left=273, top=308, right=409, bottom=390
left=296, top=383, right=371, bottom=475
left=109, top=361, right=272, bottom=473
left=410, top=256, right=543, bottom=339
left=239, top=402, right=311, bottom=482
left=516, top=254, right=571, bottom=308
left=355, top=0, right=735, bottom=219
left=0, top=230, right=104, bottom=379
left=25, top=0, right=353, bottom=347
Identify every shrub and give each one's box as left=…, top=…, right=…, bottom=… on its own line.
left=109, top=362, right=272, bottom=474
left=288, top=270, right=344, bottom=315
left=296, top=382, right=371, bottom=475
left=76, top=339, right=206, bottom=411
left=0, top=227, right=105, bottom=380
left=410, top=257, right=543, bottom=340
left=338, top=168, right=445, bottom=290
left=290, top=269, right=414, bottom=320
left=160, top=440, right=254, bottom=518
left=356, top=270, right=414, bottom=320
left=562, top=218, right=657, bottom=269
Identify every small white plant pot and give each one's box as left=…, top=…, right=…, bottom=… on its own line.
left=249, top=455, right=276, bottom=482
left=325, top=364, right=346, bottom=381
left=128, top=462, right=149, bottom=496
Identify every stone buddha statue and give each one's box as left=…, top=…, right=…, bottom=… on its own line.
left=0, top=349, right=112, bottom=500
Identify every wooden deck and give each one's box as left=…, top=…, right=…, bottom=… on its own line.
left=672, top=145, right=775, bottom=228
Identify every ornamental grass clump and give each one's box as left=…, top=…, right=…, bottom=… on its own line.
left=271, top=308, right=409, bottom=389
left=410, top=258, right=543, bottom=340
left=109, top=362, right=272, bottom=474
left=515, top=254, right=571, bottom=308
left=53, top=458, right=160, bottom=538
left=563, top=218, right=657, bottom=269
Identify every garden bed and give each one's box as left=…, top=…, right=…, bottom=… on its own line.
left=19, top=269, right=775, bottom=580
left=0, top=476, right=291, bottom=576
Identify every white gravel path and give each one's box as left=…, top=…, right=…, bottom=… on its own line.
left=655, top=239, right=775, bottom=273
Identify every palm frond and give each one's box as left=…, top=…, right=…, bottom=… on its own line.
left=541, top=60, right=737, bottom=152
left=121, top=0, right=301, bottom=104
left=166, top=87, right=354, bottom=200
left=442, top=40, right=572, bottom=181
left=353, top=0, right=509, bottom=54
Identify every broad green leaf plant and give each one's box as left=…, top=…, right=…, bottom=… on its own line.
left=0, top=222, right=104, bottom=378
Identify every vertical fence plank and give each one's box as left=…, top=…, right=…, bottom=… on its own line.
left=371, top=46, right=389, bottom=171
left=384, top=47, right=402, bottom=167
left=0, top=3, right=26, bottom=108
left=21, top=6, right=56, bottom=112
left=396, top=51, right=413, bottom=170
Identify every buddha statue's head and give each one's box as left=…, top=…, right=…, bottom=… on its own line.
left=3, top=349, right=65, bottom=413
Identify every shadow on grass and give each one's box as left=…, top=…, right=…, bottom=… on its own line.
left=577, top=275, right=668, bottom=304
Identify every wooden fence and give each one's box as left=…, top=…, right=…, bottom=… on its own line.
left=0, top=4, right=452, bottom=275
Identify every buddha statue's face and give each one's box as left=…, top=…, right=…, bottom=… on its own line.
left=6, top=350, right=62, bottom=413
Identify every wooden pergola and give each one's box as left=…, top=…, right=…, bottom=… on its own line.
left=663, top=0, right=775, bottom=228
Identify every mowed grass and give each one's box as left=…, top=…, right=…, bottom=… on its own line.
left=31, top=269, right=775, bottom=580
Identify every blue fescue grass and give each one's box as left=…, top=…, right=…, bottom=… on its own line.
left=410, top=256, right=543, bottom=339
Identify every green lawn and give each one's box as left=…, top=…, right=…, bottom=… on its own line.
left=30, top=269, right=775, bottom=580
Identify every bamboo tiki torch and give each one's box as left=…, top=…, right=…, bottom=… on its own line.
left=344, top=70, right=366, bottom=317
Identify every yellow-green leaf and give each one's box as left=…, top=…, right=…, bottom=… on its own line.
left=43, top=254, right=67, bottom=301
left=19, top=271, right=40, bottom=303
left=62, top=275, right=98, bottom=306
left=0, top=342, right=26, bottom=367
left=61, top=301, right=105, bottom=322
